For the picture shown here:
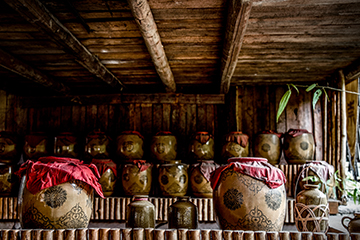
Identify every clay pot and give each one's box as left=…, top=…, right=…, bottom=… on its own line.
left=150, top=131, right=177, bottom=162
left=342, top=213, right=360, bottom=233
left=211, top=157, right=286, bottom=231
left=254, top=132, right=282, bottom=165
left=116, top=131, right=144, bottom=160
left=168, top=196, right=198, bottom=229
left=0, top=131, right=19, bottom=163
left=188, top=132, right=214, bottom=161
left=23, top=132, right=49, bottom=160
left=189, top=160, right=219, bottom=198
left=126, top=195, right=155, bottom=228
left=54, top=132, right=79, bottom=158
left=283, top=129, right=315, bottom=164
left=158, top=160, right=189, bottom=197
left=84, top=131, right=111, bottom=161
left=91, top=159, right=117, bottom=197
left=121, top=160, right=152, bottom=196
left=0, top=163, right=17, bottom=196
left=221, top=132, right=249, bottom=162
left=295, top=184, right=329, bottom=232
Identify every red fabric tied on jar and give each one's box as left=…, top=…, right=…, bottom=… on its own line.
left=210, top=157, right=286, bottom=190
left=130, top=160, right=152, bottom=172
left=91, top=159, right=118, bottom=178
left=224, top=132, right=249, bottom=148
left=285, top=129, right=310, bottom=137
left=15, top=156, right=105, bottom=198
left=259, top=130, right=283, bottom=139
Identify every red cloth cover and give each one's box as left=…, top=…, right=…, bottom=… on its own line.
left=15, top=156, right=104, bottom=198
left=86, top=130, right=111, bottom=141
left=210, top=157, right=286, bottom=190
left=91, top=159, right=118, bottom=178
left=56, top=132, right=77, bottom=143
left=128, top=160, right=152, bottom=172
left=120, top=130, right=144, bottom=139
left=155, top=131, right=173, bottom=136
left=191, top=160, right=220, bottom=181
left=298, top=161, right=334, bottom=184
left=25, top=132, right=48, bottom=147
left=259, top=130, right=283, bottom=139
left=285, top=129, right=310, bottom=138
left=225, top=132, right=249, bottom=148
left=193, top=132, right=213, bottom=144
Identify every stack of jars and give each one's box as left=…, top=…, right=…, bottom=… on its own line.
left=116, top=131, right=152, bottom=197
left=188, top=131, right=219, bottom=198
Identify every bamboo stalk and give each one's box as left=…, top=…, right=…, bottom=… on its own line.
left=223, top=230, right=233, bottom=240
left=145, top=228, right=154, bottom=240
left=99, top=198, right=104, bottom=220
left=201, top=229, right=211, bottom=240
left=198, top=198, right=203, bottom=221
left=94, top=197, right=99, bottom=220
left=76, top=229, right=88, bottom=240
left=32, top=230, right=42, bottom=240
left=64, top=229, right=76, bottom=240
left=351, top=234, right=360, bottom=240
left=54, top=230, right=64, bottom=240
left=110, top=229, right=121, bottom=240
left=109, top=197, right=115, bottom=220
left=327, top=233, right=339, bottom=240
left=121, top=197, right=126, bottom=220
left=104, top=198, right=110, bottom=220
left=121, top=228, right=132, bottom=240
left=153, top=229, right=165, bottom=240
left=211, top=230, right=223, bottom=240
left=3, top=197, right=8, bottom=219
left=88, top=228, right=99, bottom=240
left=244, top=231, right=255, bottom=240
left=267, top=231, right=279, bottom=240
left=255, top=231, right=266, bottom=240
left=115, top=197, right=121, bottom=220
left=9, top=230, right=20, bottom=240
left=178, top=229, right=188, bottom=240
left=2, top=229, right=10, bottom=240
left=99, top=228, right=110, bottom=240
left=8, top=197, right=13, bottom=220
left=313, top=232, right=327, bottom=240
left=233, top=230, right=244, bottom=240
left=279, top=231, right=290, bottom=240
left=203, top=198, right=209, bottom=222
left=339, top=70, right=348, bottom=198
left=189, top=230, right=201, bottom=240
left=133, top=228, right=144, bottom=240
left=339, top=233, right=350, bottom=240
left=13, top=197, right=17, bottom=220
left=165, top=229, right=178, bottom=240
left=290, top=232, right=301, bottom=240
left=301, top=232, right=313, bottom=240
left=21, top=230, right=32, bottom=240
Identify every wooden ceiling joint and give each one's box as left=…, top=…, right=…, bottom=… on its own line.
left=4, top=0, right=126, bottom=91
left=127, top=0, right=176, bottom=93
left=220, top=0, right=253, bottom=94
left=64, top=0, right=91, bottom=33
left=343, top=58, right=360, bottom=83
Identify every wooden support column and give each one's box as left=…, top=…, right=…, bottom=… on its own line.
left=339, top=70, right=347, bottom=199
left=4, top=0, right=125, bottom=91
left=127, top=0, right=176, bottom=93
left=220, top=0, right=253, bottom=94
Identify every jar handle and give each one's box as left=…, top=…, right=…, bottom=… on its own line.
left=341, top=216, right=352, bottom=230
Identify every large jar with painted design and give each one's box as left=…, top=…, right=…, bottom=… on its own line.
left=283, top=129, right=315, bottom=164
left=84, top=130, right=111, bottom=161
left=158, top=160, right=189, bottom=197
left=221, top=132, right=249, bottom=163
left=295, top=184, right=329, bottom=232
left=126, top=195, right=155, bottom=228
left=188, top=132, right=214, bottom=161
left=254, top=130, right=282, bottom=165
left=23, top=132, right=49, bottom=160
left=0, top=131, right=19, bottom=163
left=121, top=160, right=152, bottom=196
left=210, top=157, right=287, bottom=231
left=16, top=156, right=104, bottom=229
left=54, top=132, right=79, bottom=158
left=150, top=131, right=177, bottom=162
left=168, top=196, right=198, bottom=229
left=116, top=131, right=144, bottom=160
left=0, top=163, right=18, bottom=196
left=91, top=159, right=117, bottom=197
left=190, top=160, right=219, bottom=198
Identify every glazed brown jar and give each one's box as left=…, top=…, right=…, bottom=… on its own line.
left=54, top=132, right=79, bottom=158
left=188, top=132, right=214, bottom=161
left=84, top=130, right=111, bottom=161
left=91, top=159, right=117, bottom=197
left=126, top=195, right=155, bottom=228
left=0, top=131, right=19, bottom=163
left=168, top=196, right=198, bottom=229
left=150, top=131, right=177, bottom=162
left=116, top=131, right=144, bottom=160
left=23, top=132, right=49, bottom=160
left=0, top=163, right=17, bottom=196
left=283, top=129, right=315, bottom=164
left=189, top=160, right=219, bottom=198
left=221, top=132, right=249, bottom=163
left=121, top=160, right=152, bottom=196
left=254, top=130, right=282, bottom=165
left=342, top=213, right=360, bottom=233
left=158, top=160, right=189, bottom=197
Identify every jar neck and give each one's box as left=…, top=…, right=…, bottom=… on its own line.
left=133, top=195, right=149, bottom=201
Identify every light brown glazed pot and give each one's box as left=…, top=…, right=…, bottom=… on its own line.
left=150, top=131, right=177, bottom=162
left=19, top=177, right=94, bottom=229
left=116, top=131, right=144, bottom=160
left=342, top=213, right=360, bottom=233
left=91, top=159, right=117, bottom=197
left=54, top=132, right=79, bottom=158
left=158, top=160, right=189, bottom=197
left=254, top=133, right=282, bottom=165
left=189, top=160, right=219, bottom=198
left=283, top=129, right=315, bottom=164
left=126, top=195, right=155, bottom=228
left=168, top=196, right=198, bottom=229
left=0, top=131, right=19, bottom=163
left=84, top=130, right=111, bottom=161
left=0, top=163, right=17, bottom=196
left=188, top=132, right=214, bottom=161
left=121, top=160, right=152, bottom=196
left=221, top=132, right=249, bottom=162
left=295, top=184, right=329, bottom=232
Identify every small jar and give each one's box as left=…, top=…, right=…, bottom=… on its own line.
left=126, top=195, right=155, bottom=228
left=342, top=213, right=360, bottom=233
left=0, top=163, right=17, bottom=196
left=150, top=131, right=177, bottom=162
left=116, top=131, right=144, bottom=160
left=189, top=160, right=219, bottom=198
left=91, top=159, right=117, bottom=197
left=158, top=160, right=189, bottom=197
left=168, top=196, right=198, bottom=229
left=283, top=129, right=315, bottom=164
left=188, top=132, right=214, bottom=161
left=254, top=131, right=282, bottom=165
left=54, top=132, right=79, bottom=158
left=221, top=132, right=249, bottom=163
left=84, top=130, right=111, bottom=161
left=121, top=160, right=152, bottom=196
left=0, top=131, right=19, bottom=163
left=23, top=132, right=49, bottom=160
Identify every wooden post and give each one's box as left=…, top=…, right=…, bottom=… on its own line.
left=279, top=231, right=290, bottom=240
left=339, top=70, right=348, bottom=199
left=121, top=228, right=132, bottom=240
left=233, top=230, right=244, bottom=240
left=244, top=231, right=255, bottom=240
left=178, top=229, right=188, bottom=240
left=21, top=230, right=32, bottom=240
left=88, top=229, right=99, bottom=240
left=201, top=229, right=211, bottom=240
left=254, top=231, right=266, bottom=240
left=189, top=229, right=200, bottom=240
left=313, top=232, right=327, bottom=240
left=153, top=229, right=165, bottom=240
left=165, top=229, right=178, bottom=240
left=110, top=229, right=121, bottom=240
left=76, top=229, right=88, bottom=240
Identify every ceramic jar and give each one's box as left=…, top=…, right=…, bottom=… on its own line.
left=188, top=132, right=214, bottom=161
left=295, top=184, right=329, bottom=232
left=116, top=131, right=144, bottom=160
left=0, top=163, right=17, bottom=196
left=84, top=130, right=111, bottom=161
left=189, top=160, right=219, bottom=198
left=283, top=129, right=315, bottom=164
left=254, top=131, right=282, bottom=165
left=158, top=160, right=189, bottom=197
left=221, top=132, right=249, bottom=163
left=121, top=160, right=152, bottom=196
left=0, top=131, right=19, bottom=163
left=150, top=131, right=177, bottom=162
left=91, top=159, right=117, bottom=197
left=23, top=132, right=49, bottom=160
left=54, top=132, right=79, bottom=158
left=342, top=213, right=360, bottom=233
left=211, top=157, right=287, bottom=231
left=126, top=195, right=155, bottom=228
left=168, top=196, right=198, bottom=229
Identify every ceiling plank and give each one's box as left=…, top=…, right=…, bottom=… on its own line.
left=0, top=48, right=70, bottom=95
left=220, top=0, right=253, bottom=94
left=4, top=0, right=125, bottom=91
left=127, top=0, right=176, bottom=93
left=343, top=58, right=360, bottom=83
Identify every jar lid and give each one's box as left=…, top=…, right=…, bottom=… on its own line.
left=133, top=195, right=149, bottom=201
left=304, top=184, right=320, bottom=190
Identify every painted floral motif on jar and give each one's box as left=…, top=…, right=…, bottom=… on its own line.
left=121, top=160, right=152, bottom=196
left=283, top=129, right=315, bottom=164
left=254, top=131, right=282, bottom=165
left=150, top=131, right=177, bottom=162
left=158, top=160, right=189, bottom=197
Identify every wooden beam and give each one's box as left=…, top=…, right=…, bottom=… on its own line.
left=4, top=0, right=125, bottom=91
left=220, top=0, right=253, bottom=94
left=339, top=70, right=347, bottom=200
left=127, top=0, right=176, bottom=93
left=0, top=48, right=70, bottom=95
left=343, top=58, right=360, bottom=83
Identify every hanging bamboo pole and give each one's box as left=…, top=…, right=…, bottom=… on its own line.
left=339, top=70, right=348, bottom=199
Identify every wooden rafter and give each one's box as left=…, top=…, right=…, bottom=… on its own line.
left=127, top=0, right=176, bottom=93
left=220, top=0, right=253, bottom=94
left=0, top=48, right=70, bottom=95
left=343, top=58, right=360, bottom=83
left=4, top=0, right=125, bottom=91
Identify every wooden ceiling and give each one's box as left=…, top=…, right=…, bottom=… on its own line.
left=0, top=0, right=360, bottom=98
